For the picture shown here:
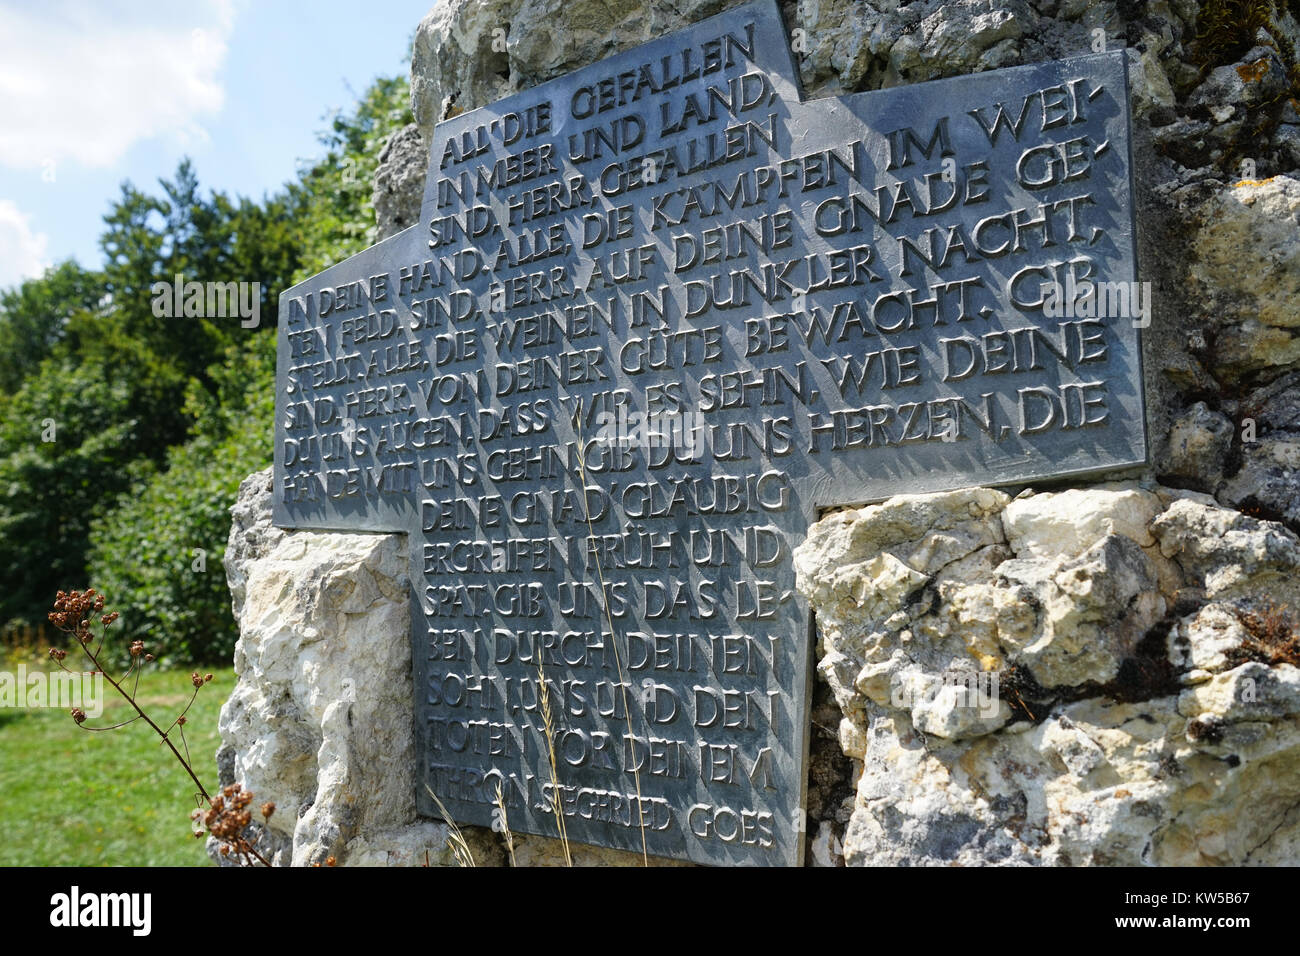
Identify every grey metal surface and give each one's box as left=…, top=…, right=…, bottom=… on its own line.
left=273, top=0, right=1142, bottom=865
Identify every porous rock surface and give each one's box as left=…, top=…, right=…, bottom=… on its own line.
left=794, top=483, right=1300, bottom=865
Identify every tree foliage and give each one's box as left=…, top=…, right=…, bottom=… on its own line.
left=87, top=336, right=275, bottom=665
left=0, top=261, right=104, bottom=394
left=290, top=74, right=413, bottom=279
left=0, top=73, right=413, bottom=662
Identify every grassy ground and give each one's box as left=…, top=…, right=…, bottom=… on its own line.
left=0, top=651, right=236, bottom=866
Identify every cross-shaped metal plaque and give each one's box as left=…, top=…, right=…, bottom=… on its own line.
left=274, top=0, right=1142, bottom=865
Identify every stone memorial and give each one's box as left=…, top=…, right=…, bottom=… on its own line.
left=273, top=0, right=1142, bottom=865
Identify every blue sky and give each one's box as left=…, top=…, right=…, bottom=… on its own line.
left=0, top=0, right=435, bottom=289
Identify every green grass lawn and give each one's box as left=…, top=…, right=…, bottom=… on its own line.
left=0, top=655, right=236, bottom=866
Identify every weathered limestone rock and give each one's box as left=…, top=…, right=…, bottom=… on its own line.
left=795, top=483, right=1300, bottom=866
left=1161, top=401, right=1235, bottom=491
left=1188, top=175, right=1300, bottom=379
left=1151, top=493, right=1300, bottom=605
left=1149, top=171, right=1300, bottom=527
left=1187, top=43, right=1292, bottom=112
left=216, top=469, right=665, bottom=866
left=216, top=469, right=460, bottom=865
left=1219, top=371, right=1300, bottom=528
left=1002, top=484, right=1162, bottom=558
left=373, top=123, right=430, bottom=242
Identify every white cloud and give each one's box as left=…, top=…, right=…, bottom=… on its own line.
left=0, top=200, right=50, bottom=288
left=0, top=1, right=236, bottom=170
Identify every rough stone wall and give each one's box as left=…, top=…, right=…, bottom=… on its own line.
left=795, top=482, right=1300, bottom=864
left=219, top=0, right=1300, bottom=865
left=216, top=469, right=468, bottom=866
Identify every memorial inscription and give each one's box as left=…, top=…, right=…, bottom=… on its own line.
left=274, top=0, right=1143, bottom=866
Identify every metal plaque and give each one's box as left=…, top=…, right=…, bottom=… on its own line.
left=273, top=0, right=1143, bottom=866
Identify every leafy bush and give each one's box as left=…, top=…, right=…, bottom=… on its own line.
left=0, top=356, right=165, bottom=628
left=87, top=336, right=274, bottom=665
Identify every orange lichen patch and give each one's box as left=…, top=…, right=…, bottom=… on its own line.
left=1237, top=58, right=1271, bottom=82
left=1192, top=1, right=1300, bottom=107
left=1234, top=177, right=1278, bottom=187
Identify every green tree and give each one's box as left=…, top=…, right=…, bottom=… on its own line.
left=0, top=358, right=152, bottom=626
left=78, top=75, right=413, bottom=662
left=0, top=261, right=105, bottom=394
left=87, top=335, right=275, bottom=665
left=290, top=75, right=413, bottom=278
left=1, top=72, right=414, bottom=655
